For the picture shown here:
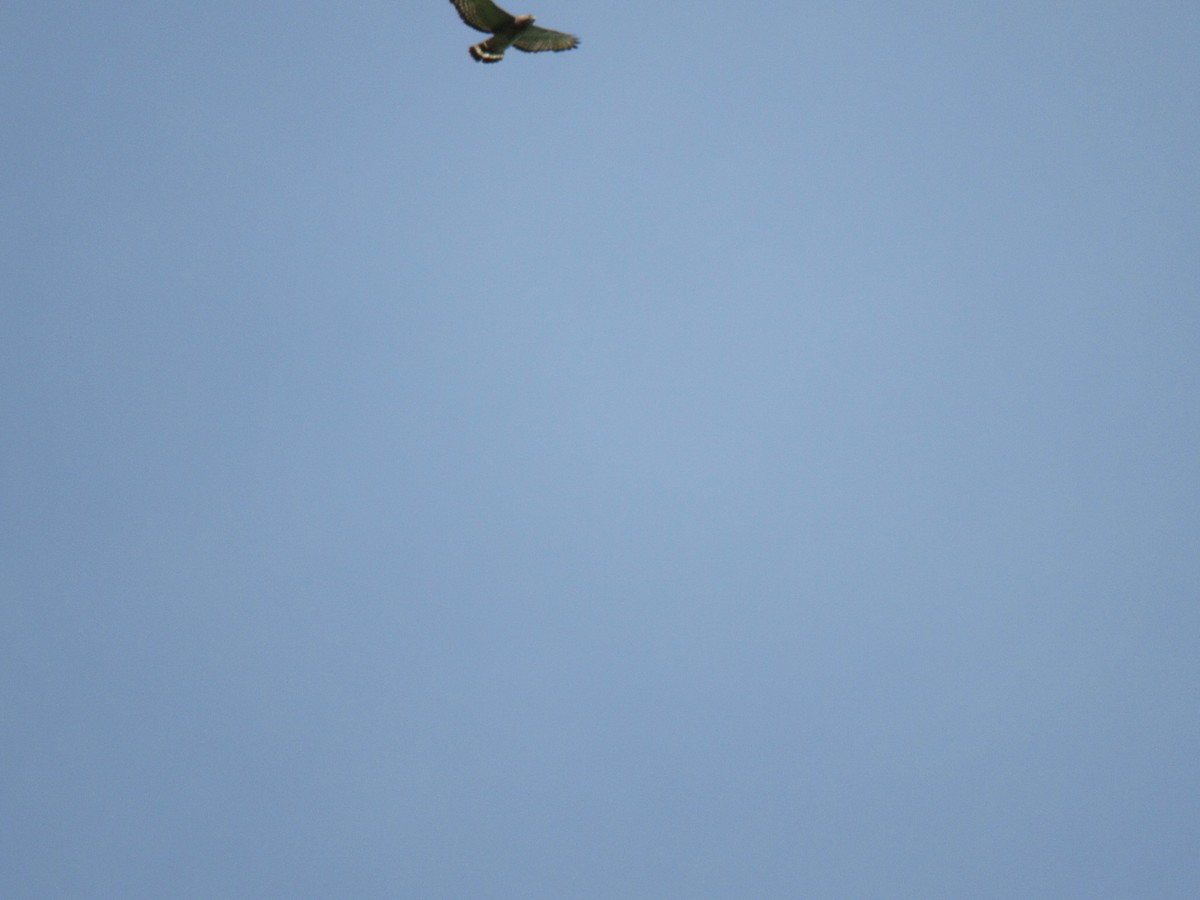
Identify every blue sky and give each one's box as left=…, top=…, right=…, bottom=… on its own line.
left=4, top=1, right=1199, bottom=896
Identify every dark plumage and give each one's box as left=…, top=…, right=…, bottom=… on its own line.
left=449, top=0, right=579, bottom=63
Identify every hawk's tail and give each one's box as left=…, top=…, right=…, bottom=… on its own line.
left=469, top=41, right=505, bottom=63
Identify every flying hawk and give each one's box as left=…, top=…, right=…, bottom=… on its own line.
left=449, top=0, right=579, bottom=63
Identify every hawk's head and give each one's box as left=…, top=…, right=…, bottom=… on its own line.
left=514, top=14, right=535, bottom=25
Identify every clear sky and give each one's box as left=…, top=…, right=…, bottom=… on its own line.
left=4, top=1, right=1199, bottom=896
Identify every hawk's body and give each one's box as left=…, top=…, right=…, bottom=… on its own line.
left=449, top=0, right=579, bottom=63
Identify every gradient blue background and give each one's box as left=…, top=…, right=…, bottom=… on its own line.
left=4, top=1, right=1199, bottom=896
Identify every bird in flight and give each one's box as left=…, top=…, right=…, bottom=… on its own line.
left=449, top=0, right=579, bottom=64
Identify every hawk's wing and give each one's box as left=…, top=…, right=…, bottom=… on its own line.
left=449, top=0, right=514, bottom=34
left=513, top=25, right=579, bottom=53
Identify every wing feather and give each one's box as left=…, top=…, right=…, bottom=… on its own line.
left=513, top=25, right=579, bottom=53
left=449, top=0, right=514, bottom=34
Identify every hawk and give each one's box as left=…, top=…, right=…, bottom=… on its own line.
left=449, top=0, right=579, bottom=64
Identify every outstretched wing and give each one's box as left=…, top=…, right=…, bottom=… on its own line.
left=449, top=0, right=514, bottom=34
left=513, top=25, right=579, bottom=53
